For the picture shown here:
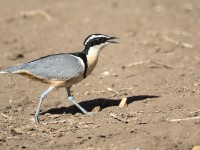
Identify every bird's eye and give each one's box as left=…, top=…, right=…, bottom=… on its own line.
left=100, top=38, right=106, bottom=43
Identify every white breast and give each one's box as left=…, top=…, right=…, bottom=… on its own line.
left=86, top=46, right=101, bottom=75
left=85, top=42, right=109, bottom=76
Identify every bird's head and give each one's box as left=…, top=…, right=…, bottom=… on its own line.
left=83, top=34, right=118, bottom=52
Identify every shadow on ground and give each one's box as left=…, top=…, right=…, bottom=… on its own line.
left=41, top=95, right=159, bottom=115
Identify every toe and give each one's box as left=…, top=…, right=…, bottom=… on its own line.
left=85, top=112, right=96, bottom=116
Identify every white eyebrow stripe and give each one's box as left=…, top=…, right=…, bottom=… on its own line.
left=84, top=35, right=108, bottom=45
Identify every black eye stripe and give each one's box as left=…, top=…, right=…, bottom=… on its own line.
left=87, top=37, right=108, bottom=46
left=83, top=34, right=112, bottom=47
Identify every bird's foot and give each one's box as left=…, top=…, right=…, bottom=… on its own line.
left=67, top=95, right=96, bottom=116
left=84, top=111, right=96, bottom=116
left=34, top=113, right=40, bottom=124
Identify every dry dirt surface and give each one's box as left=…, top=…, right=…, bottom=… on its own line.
left=0, top=0, right=200, bottom=150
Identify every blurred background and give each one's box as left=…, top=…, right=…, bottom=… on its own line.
left=0, top=0, right=200, bottom=149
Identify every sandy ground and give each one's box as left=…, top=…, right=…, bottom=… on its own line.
left=0, top=0, right=200, bottom=149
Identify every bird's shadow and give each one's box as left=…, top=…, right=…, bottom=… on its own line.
left=41, top=95, right=159, bottom=115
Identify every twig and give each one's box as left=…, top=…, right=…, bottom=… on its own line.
left=123, top=60, right=172, bottom=69
left=21, top=9, right=53, bottom=21
left=42, top=119, right=69, bottom=125
left=150, top=61, right=172, bottom=69
left=123, top=61, right=150, bottom=68
left=168, top=116, right=200, bottom=122
left=119, top=97, right=128, bottom=108
left=109, top=113, right=129, bottom=123
left=161, top=35, right=180, bottom=45
left=119, top=87, right=133, bottom=91
left=0, top=113, right=12, bottom=120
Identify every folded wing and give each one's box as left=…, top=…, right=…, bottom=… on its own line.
left=3, top=54, right=85, bottom=81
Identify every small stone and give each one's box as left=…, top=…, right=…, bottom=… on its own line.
left=0, top=135, right=5, bottom=142
left=99, top=71, right=110, bottom=79
left=17, top=106, right=23, bottom=112
left=30, top=117, right=35, bottom=123
left=84, top=91, right=90, bottom=95
left=181, top=42, right=194, bottom=49
left=10, top=129, right=18, bottom=136
left=107, top=88, right=114, bottom=92
left=57, top=133, right=63, bottom=138
left=93, top=106, right=101, bottom=112
left=192, top=146, right=200, bottom=150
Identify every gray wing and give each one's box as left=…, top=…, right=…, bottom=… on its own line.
left=4, top=54, right=85, bottom=80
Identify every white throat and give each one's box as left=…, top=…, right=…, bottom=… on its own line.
left=87, top=45, right=101, bottom=58
left=86, top=43, right=109, bottom=75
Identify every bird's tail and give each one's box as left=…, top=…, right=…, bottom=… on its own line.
left=0, top=65, right=22, bottom=74
left=0, top=70, right=9, bottom=74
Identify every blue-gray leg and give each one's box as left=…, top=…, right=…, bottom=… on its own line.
left=66, top=87, right=95, bottom=115
left=35, top=86, right=54, bottom=124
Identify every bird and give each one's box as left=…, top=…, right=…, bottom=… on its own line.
left=0, top=34, right=118, bottom=124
